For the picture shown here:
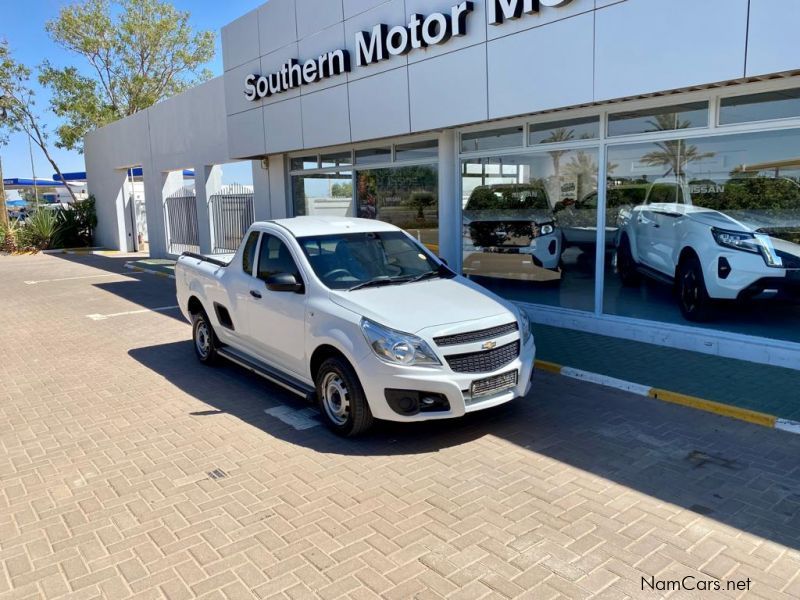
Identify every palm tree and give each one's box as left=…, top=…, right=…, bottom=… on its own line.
left=544, top=127, right=576, bottom=180
left=640, top=113, right=715, bottom=177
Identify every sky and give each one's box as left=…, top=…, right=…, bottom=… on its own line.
left=0, top=0, right=265, bottom=187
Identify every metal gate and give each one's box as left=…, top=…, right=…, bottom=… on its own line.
left=164, top=186, right=200, bottom=255
left=209, top=184, right=255, bottom=253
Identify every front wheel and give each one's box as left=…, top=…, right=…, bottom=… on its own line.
left=617, top=236, right=640, bottom=286
left=677, top=255, right=713, bottom=322
left=315, top=357, right=373, bottom=437
left=192, top=311, right=220, bottom=365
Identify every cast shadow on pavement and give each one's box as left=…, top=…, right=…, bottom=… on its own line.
left=129, top=339, right=800, bottom=551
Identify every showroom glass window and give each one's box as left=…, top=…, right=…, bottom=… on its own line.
left=291, top=142, right=439, bottom=250
left=355, top=165, right=439, bottom=252
left=461, top=147, right=599, bottom=311
left=604, top=128, right=800, bottom=343
left=291, top=167, right=354, bottom=218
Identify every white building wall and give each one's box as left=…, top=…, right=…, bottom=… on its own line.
left=86, top=78, right=270, bottom=257
left=222, top=0, right=800, bottom=158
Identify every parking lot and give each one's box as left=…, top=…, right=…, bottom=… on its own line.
left=1, top=252, right=800, bottom=599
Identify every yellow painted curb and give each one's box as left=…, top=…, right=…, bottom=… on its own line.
left=534, top=359, right=563, bottom=374
left=648, top=388, right=777, bottom=428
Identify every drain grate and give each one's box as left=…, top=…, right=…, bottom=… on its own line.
left=207, top=469, right=228, bottom=480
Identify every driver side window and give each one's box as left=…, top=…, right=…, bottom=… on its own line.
left=241, top=231, right=260, bottom=275
left=257, top=234, right=302, bottom=282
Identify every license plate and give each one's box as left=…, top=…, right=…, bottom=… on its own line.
left=470, top=370, right=518, bottom=400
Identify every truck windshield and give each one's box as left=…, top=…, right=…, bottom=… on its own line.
left=297, top=231, right=447, bottom=291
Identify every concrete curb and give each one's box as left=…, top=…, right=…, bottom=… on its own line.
left=124, top=262, right=176, bottom=280
left=535, top=359, right=800, bottom=435
left=42, top=248, right=115, bottom=255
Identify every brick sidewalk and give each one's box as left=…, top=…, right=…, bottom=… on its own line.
left=1, top=253, right=799, bottom=599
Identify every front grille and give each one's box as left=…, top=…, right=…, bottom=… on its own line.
left=469, top=370, right=518, bottom=401
left=434, top=322, right=518, bottom=347
left=446, top=341, right=520, bottom=374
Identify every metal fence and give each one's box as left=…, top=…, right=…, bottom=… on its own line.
left=164, top=186, right=200, bottom=255
left=210, top=184, right=255, bottom=253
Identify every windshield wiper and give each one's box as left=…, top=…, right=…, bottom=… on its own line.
left=347, top=276, right=414, bottom=292
left=405, top=270, right=442, bottom=284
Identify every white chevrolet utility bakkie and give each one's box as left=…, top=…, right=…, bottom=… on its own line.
left=176, top=217, right=536, bottom=436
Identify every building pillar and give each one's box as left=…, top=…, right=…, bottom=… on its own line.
left=438, top=129, right=459, bottom=268
left=268, top=155, right=289, bottom=219
left=196, top=164, right=221, bottom=254
left=251, top=159, right=271, bottom=221
left=140, top=168, right=176, bottom=258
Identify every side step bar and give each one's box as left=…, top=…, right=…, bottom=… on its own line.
left=218, top=347, right=316, bottom=402
left=636, top=264, right=675, bottom=286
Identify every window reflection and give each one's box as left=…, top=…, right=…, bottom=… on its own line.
left=606, top=128, right=800, bottom=341
left=291, top=171, right=354, bottom=217
left=461, top=149, right=599, bottom=311
left=608, top=102, right=708, bottom=137
left=355, top=166, right=439, bottom=252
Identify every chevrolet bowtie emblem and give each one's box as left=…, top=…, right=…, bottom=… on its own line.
left=482, top=340, right=497, bottom=350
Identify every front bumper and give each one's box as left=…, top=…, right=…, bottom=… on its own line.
left=701, top=251, right=800, bottom=300
left=354, top=336, right=536, bottom=422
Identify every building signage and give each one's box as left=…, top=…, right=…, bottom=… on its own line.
left=244, top=0, right=573, bottom=101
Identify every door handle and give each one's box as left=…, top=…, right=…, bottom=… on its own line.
left=250, top=290, right=262, bottom=299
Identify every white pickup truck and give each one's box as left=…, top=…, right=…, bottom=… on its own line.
left=176, top=217, right=536, bottom=436
left=616, top=177, right=800, bottom=321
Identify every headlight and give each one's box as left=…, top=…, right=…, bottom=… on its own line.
left=518, top=310, right=532, bottom=345
left=711, top=227, right=782, bottom=267
left=361, top=318, right=441, bottom=367
left=540, top=223, right=554, bottom=236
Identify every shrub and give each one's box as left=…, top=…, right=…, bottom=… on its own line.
left=57, top=197, right=97, bottom=247
left=19, top=208, right=61, bottom=250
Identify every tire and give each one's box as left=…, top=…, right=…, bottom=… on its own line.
left=617, top=236, right=640, bottom=286
left=677, top=254, right=713, bottom=322
left=192, top=311, right=220, bottom=365
left=315, top=356, right=373, bottom=437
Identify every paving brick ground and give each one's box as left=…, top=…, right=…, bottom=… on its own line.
left=1, top=252, right=800, bottom=600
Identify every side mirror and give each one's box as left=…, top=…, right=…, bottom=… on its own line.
left=265, top=273, right=304, bottom=293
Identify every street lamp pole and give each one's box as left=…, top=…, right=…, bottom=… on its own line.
left=0, top=154, right=7, bottom=228
left=0, top=97, right=7, bottom=226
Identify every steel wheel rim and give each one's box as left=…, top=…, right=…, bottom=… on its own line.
left=196, top=321, right=211, bottom=358
left=322, top=372, right=350, bottom=426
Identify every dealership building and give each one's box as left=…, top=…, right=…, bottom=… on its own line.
left=86, top=0, right=800, bottom=369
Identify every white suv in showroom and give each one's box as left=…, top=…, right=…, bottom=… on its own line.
left=616, top=177, right=800, bottom=321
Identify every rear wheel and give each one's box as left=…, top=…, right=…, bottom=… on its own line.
left=617, top=236, right=640, bottom=286
left=677, top=255, right=713, bottom=322
left=315, top=356, right=373, bottom=436
left=192, top=311, right=219, bottom=365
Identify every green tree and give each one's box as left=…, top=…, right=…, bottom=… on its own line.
left=330, top=182, right=353, bottom=198
left=0, top=41, right=78, bottom=204
left=40, top=0, right=215, bottom=152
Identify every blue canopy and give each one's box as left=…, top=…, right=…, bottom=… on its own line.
left=3, top=178, right=65, bottom=188
left=6, top=199, right=28, bottom=207
left=52, top=168, right=194, bottom=182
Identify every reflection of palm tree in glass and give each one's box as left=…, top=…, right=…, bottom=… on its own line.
left=641, top=114, right=715, bottom=177
left=563, top=151, right=597, bottom=201
left=545, top=127, right=575, bottom=181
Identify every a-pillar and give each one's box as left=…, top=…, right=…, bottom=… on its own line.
left=196, top=165, right=221, bottom=255
left=438, top=130, right=459, bottom=269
